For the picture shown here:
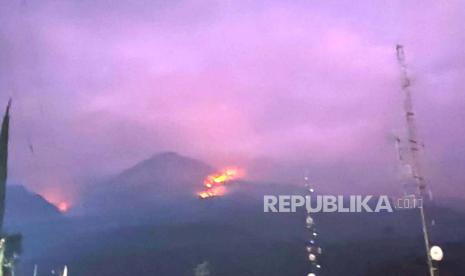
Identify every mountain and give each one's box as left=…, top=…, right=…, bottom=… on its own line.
left=109, top=151, right=214, bottom=191
left=80, top=152, right=215, bottom=216
left=4, top=185, right=61, bottom=227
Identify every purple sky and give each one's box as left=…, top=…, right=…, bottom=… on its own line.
left=1, top=0, right=464, bottom=203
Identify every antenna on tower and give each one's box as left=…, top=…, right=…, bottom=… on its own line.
left=395, top=45, right=441, bottom=276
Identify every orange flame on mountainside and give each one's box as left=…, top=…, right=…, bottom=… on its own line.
left=40, top=190, right=72, bottom=213
left=198, top=167, right=243, bottom=199
left=198, top=186, right=226, bottom=199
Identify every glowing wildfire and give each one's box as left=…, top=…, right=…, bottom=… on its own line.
left=198, top=167, right=243, bottom=199
left=40, top=191, right=71, bottom=213
left=57, top=201, right=70, bottom=213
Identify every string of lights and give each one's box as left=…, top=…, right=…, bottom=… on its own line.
left=304, top=174, right=322, bottom=276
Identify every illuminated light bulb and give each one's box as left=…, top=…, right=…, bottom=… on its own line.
left=306, top=216, right=314, bottom=227
left=308, top=254, right=316, bottom=261
left=430, top=245, right=444, bottom=261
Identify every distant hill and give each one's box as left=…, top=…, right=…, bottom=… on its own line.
left=4, top=185, right=61, bottom=227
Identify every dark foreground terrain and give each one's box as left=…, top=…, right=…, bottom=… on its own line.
left=6, top=153, right=465, bottom=276
left=8, top=195, right=465, bottom=276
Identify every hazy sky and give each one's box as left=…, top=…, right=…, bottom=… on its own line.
left=0, top=0, right=464, bottom=203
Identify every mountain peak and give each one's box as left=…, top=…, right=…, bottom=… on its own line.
left=93, top=151, right=215, bottom=193
left=149, top=151, right=180, bottom=160
left=134, top=151, right=214, bottom=173
left=82, top=152, right=216, bottom=214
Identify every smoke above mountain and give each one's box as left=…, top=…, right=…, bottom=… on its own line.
left=0, top=0, right=464, bottom=200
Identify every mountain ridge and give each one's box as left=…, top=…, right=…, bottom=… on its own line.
left=4, top=185, right=62, bottom=227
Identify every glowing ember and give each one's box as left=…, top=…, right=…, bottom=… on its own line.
left=198, top=167, right=243, bottom=199
left=57, top=202, right=70, bottom=213
left=198, top=186, right=226, bottom=199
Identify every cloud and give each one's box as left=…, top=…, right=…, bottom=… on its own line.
left=0, top=0, right=464, bottom=199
